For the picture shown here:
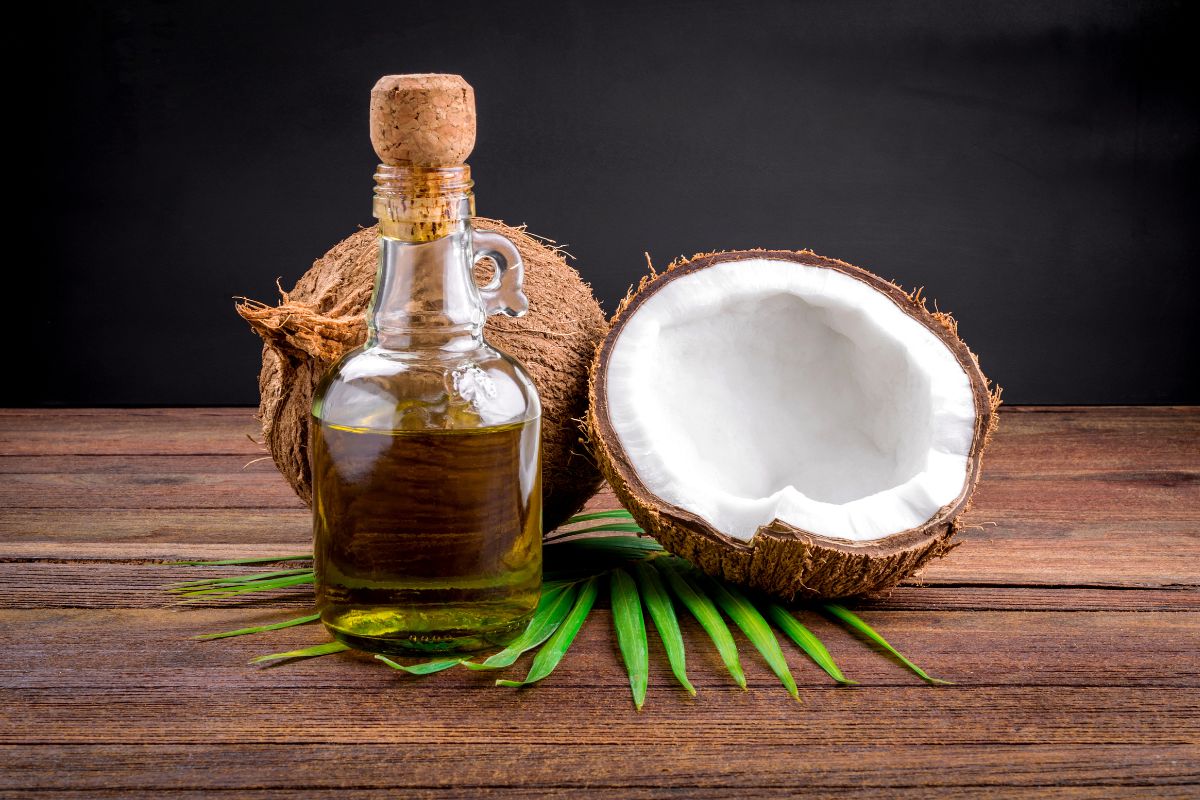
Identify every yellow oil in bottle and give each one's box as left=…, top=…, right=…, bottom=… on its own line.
left=312, top=417, right=541, bottom=654
left=312, top=75, right=543, bottom=655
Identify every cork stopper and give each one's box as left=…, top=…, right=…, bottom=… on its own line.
left=370, top=74, right=476, bottom=166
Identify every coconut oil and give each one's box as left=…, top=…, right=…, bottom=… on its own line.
left=313, top=420, right=541, bottom=653
left=310, top=76, right=542, bottom=654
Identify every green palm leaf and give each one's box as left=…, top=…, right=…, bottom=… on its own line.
left=703, top=579, right=799, bottom=700
left=170, top=567, right=313, bottom=590
left=547, top=536, right=662, bottom=555
left=825, top=604, right=951, bottom=685
left=172, top=554, right=312, bottom=566
left=610, top=568, right=649, bottom=710
left=765, top=604, right=855, bottom=685
left=174, top=572, right=315, bottom=601
left=542, top=536, right=662, bottom=582
left=633, top=561, right=695, bottom=696
left=376, top=655, right=464, bottom=675
left=496, top=575, right=599, bottom=688
left=174, top=520, right=948, bottom=700
left=552, top=522, right=645, bottom=535
left=195, top=612, right=320, bottom=641
left=563, top=510, right=635, bottom=524
left=542, top=523, right=645, bottom=543
left=656, top=560, right=746, bottom=689
left=464, top=584, right=577, bottom=670
left=251, top=640, right=348, bottom=664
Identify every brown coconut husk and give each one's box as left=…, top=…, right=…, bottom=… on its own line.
left=587, top=249, right=1002, bottom=600
left=237, top=218, right=608, bottom=532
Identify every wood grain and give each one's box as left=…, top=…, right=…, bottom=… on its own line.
left=2, top=607, right=1197, bottom=689
left=1, top=563, right=1198, bottom=612
left=1, top=407, right=1198, bottom=796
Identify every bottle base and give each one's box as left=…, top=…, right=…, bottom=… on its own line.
left=322, top=608, right=534, bottom=655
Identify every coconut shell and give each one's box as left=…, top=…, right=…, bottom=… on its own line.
left=587, top=249, right=1001, bottom=600
left=237, top=218, right=608, bottom=532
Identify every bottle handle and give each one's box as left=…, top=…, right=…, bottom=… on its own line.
left=473, top=229, right=529, bottom=317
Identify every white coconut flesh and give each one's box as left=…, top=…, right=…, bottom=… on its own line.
left=603, top=257, right=979, bottom=543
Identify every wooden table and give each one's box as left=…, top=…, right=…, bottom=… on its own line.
left=1, top=407, right=1197, bottom=798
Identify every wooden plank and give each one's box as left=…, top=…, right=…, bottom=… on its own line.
left=982, top=406, right=1200, bottom=476
left=2, top=504, right=1196, bottom=590
left=2, top=562, right=1196, bottom=612
left=2, top=742, right=1195, bottom=793
left=919, top=520, right=1200, bottom=587
left=4, top=540, right=1192, bottom=594
left=0, top=458, right=301, bottom=510
left=0, top=408, right=264, bottom=456
left=0, top=510, right=311, bottom=551
left=1, top=460, right=1195, bottom=518
left=0, top=539, right=309, bottom=563
left=7, top=790, right=1193, bottom=800
left=853, top=585, right=1200, bottom=611
left=1, top=608, right=1196, bottom=690
left=1, top=408, right=1198, bottom=795
left=1, top=408, right=1194, bottom=592
left=2, top=406, right=1194, bottom=463
left=2, top=402, right=1194, bottom=598
left=961, top=476, right=1199, bottom=522
left=0, top=454, right=279, bottom=474
left=9, top=680, right=1195, bottom=743
left=3, top=605, right=1198, bottom=790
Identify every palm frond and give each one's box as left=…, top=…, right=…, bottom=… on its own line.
left=173, top=572, right=314, bottom=602
left=173, top=554, right=312, bottom=566
left=824, top=604, right=951, bottom=685
left=610, top=568, right=648, bottom=710
left=550, top=522, right=645, bottom=536
left=376, top=656, right=464, bottom=675
left=632, top=561, right=695, bottom=696
left=655, top=559, right=746, bottom=689
left=495, top=575, right=599, bottom=688
left=563, top=509, right=635, bottom=524
left=174, top=510, right=949, bottom=703
left=170, top=567, right=313, bottom=590
left=195, top=612, right=320, bottom=641
left=251, top=641, right=349, bottom=664
left=703, top=578, right=799, bottom=701
left=547, top=536, right=662, bottom=556
left=766, top=604, right=855, bottom=685
left=464, top=584, right=577, bottom=670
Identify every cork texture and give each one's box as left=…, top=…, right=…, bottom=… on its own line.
left=370, top=74, right=476, bottom=166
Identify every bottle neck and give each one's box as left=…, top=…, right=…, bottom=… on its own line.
left=367, top=165, right=487, bottom=353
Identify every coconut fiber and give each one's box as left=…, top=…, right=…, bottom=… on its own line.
left=237, top=218, right=608, bottom=532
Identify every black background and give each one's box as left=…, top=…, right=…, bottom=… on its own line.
left=25, top=0, right=1198, bottom=406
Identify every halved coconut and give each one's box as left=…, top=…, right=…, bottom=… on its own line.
left=588, top=250, right=998, bottom=599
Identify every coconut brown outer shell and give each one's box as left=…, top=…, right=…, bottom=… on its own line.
left=238, top=219, right=608, bottom=532
left=588, top=249, right=1000, bottom=600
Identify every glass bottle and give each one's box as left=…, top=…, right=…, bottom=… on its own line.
left=310, top=162, right=542, bottom=654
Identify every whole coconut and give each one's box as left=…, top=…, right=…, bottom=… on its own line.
left=238, top=218, right=608, bottom=532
